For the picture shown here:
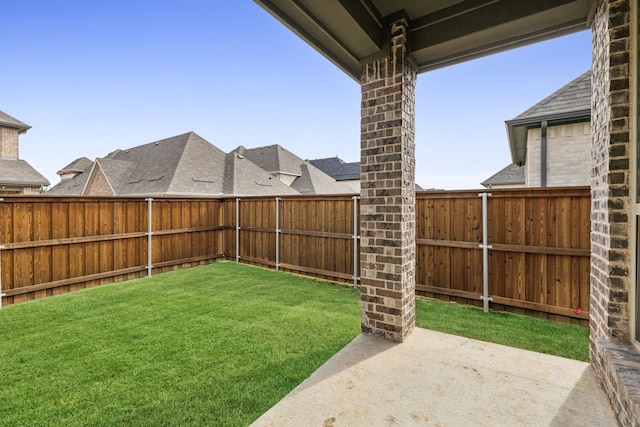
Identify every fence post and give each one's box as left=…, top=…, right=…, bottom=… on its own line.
left=235, top=198, right=240, bottom=263
left=478, top=192, right=492, bottom=312
left=0, top=245, right=4, bottom=308
left=275, top=197, right=280, bottom=271
left=353, top=195, right=359, bottom=289
left=145, top=198, right=153, bottom=277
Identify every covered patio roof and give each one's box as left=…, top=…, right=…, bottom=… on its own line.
left=254, top=0, right=594, bottom=80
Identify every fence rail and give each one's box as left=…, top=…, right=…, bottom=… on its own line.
left=0, top=197, right=224, bottom=305
left=0, top=188, right=590, bottom=323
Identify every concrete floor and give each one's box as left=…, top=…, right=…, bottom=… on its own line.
left=251, top=328, right=617, bottom=426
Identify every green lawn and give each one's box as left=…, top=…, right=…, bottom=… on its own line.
left=0, top=262, right=589, bottom=426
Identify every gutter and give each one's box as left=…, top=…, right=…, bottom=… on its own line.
left=506, top=108, right=590, bottom=166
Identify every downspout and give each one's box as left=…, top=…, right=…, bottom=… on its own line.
left=541, top=120, right=548, bottom=187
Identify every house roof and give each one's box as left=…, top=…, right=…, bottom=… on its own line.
left=57, top=157, right=93, bottom=175
left=481, top=164, right=525, bottom=188
left=235, top=145, right=354, bottom=194
left=223, top=152, right=299, bottom=196
left=507, top=70, right=591, bottom=165
left=254, top=1, right=592, bottom=81
left=308, top=157, right=360, bottom=181
left=0, top=111, right=30, bottom=133
left=237, top=144, right=303, bottom=177
left=49, top=132, right=302, bottom=197
left=0, top=159, right=49, bottom=187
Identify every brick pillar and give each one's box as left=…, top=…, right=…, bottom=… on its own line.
left=589, top=1, right=640, bottom=425
left=590, top=0, right=631, bottom=347
left=360, top=18, right=416, bottom=342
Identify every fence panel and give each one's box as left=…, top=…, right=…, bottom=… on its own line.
left=416, top=187, right=590, bottom=323
left=0, top=196, right=224, bottom=304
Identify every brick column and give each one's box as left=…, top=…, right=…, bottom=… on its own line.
left=590, top=0, right=631, bottom=347
left=590, top=1, right=640, bottom=425
left=360, top=18, right=416, bottom=342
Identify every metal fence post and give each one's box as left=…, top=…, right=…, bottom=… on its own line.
left=478, top=192, right=492, bottom=312
left=353, top=195, right=360, bottom=289
left=146, top=198, right=153, bottom=277
left=235, top=198, right=240, bottom=263
left=0, top=245, right=4, bottom=308
left=275, top=197, right=280, bottom=271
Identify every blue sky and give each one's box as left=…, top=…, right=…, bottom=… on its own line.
left=2, top=1, right=592, bottom=190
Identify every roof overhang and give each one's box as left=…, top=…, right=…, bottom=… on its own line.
left=254, top=0, right=594, bottom=81
left=506, top=109, right=591, bottom=165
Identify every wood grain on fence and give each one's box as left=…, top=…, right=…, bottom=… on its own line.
left=416, top=187, right=590, bottom=323
left=1, top=189, right=590, bottom=323
left=0, top=196, right=223, bottom=304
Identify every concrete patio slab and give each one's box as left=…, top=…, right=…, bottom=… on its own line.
left=251, top=328, right=617, bottom=426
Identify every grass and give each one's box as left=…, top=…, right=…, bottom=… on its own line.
left=0, top=261, right=589, bottom=426
left=415, top=298, right=590, bottom=362
left=0, top=262, right=360, bottom=426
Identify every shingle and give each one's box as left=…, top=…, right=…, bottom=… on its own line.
left=0, top=159, right=49, bottom=186
left=239, top=144, right=303, bottom=176
left=57, top=157, right=93, bottom=174
left=0, top=111, right=30, bottom=131
left=481, top=164, right=525, bottom=188
left=512, top=70, right=591, bottom=121
left=95, top=158, right=137, bottom=193
left=308, top=157, right=360, bottom=181
left=223, top=151, right=298, bottom=196
left=292, top=163, right=354, bottom=194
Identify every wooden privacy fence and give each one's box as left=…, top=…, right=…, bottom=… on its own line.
left=0, top=188, right=590, bottom=323
left=0, top=196, right=224, bottom=305
left=223, top=196, right=360, bottom=284
left=416, top=187, right=590, bottom=323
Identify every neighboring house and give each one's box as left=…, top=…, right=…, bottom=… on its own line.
left=308, top=156, right=360, bottom=192
left=481, top=164, right=525, bottom=189
left=49, top=132, right=298, bottom=197
left=483, top=70, right=591, bottom=188
left=309, top=155, right=425, bottom=192
left=235, top=145, right=354, bottom=194
left=0, top=111, right=49, bottom=194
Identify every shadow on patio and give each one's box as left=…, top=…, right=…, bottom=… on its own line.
left=252, top=328, right=616, bottom=426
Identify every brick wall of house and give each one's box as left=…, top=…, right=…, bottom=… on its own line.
left=0, top=127, right=19, bottom=159
left=85, top=166, right=114, bottom=196
left=590, top=0, right=639, bottom=425
left=359, top=18, right=416, bottom=342
left=526, top=122, right=592, bottom=187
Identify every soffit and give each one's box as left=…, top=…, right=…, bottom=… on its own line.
left=254, top=0, right=593, bottom=81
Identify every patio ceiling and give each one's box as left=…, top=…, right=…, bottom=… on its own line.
left=254, top=0, right=594, bottom=81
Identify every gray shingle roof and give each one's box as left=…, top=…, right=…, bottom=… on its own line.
left=507, top=70, right=591, bottom=165
left=49, top=133, right=303, bottom=196
left=511, top=70, right=591, bottom=122
left=238, top=144, right=303, bottom=176
left=234, top=145, right=355, bottom=194
left=223, top=152, right=299, bottom=196
left=481, top=164, right=525, bottom=188
left=308, top=157, right=360, bottom=181
left=291, top=163, right=354, bottom=194
left=57, top=157, right=93, bottom=174
left=0, top=159, right=49, bottom=187
left=0, top=111, right=30, bottom=132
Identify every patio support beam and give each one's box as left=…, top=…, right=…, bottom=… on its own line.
left=359, top=17, right=417, bottom=342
